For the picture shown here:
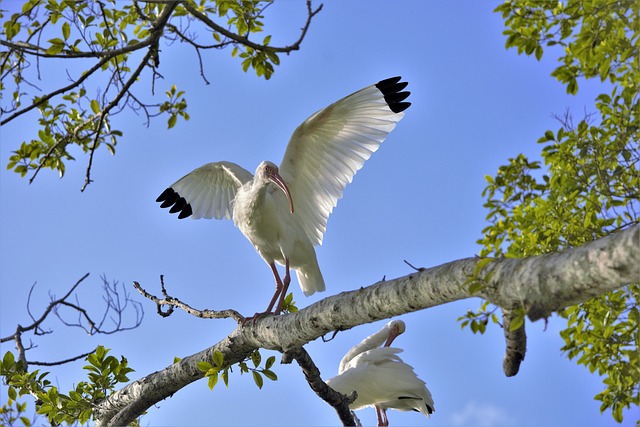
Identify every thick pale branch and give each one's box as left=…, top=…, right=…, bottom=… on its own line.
left=479, top=224, right=639, bottom=320
left=96, top=225, right=639, bottom=425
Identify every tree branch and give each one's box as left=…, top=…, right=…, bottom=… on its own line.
left=282, top=346, right=357, bottom=426
left=501, top=308, right=527, bottom=377
left=1, top=273, right=144, bottom=371
left=182, top=1, right=322, bottom=54
left=95, top=225, right=639, bottom=425
left=132, top=277, right=243, bottom=322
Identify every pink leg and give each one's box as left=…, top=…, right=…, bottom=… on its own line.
left=241, top=262, right=283, bottom=325
left=375, top=405, right=389, bottom=426
left=264, top=262, right=285, bottom=313
left=274, top=258, right=291, bottom=314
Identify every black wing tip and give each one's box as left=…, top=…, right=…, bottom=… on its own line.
left=375, top=76, right=411, bottom=113
left=156, top=187, right=193, bottom=219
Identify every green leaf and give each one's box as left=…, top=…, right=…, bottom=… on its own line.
left=167, top=114, right=177, bottom=129
left=213, top=350, right=224, bottom=368
left=8, top=385, right=17, bottom=400
left=207, top=371, right=219, bottom=390
left=261, top=369, right=277, bottom=381
left=509, top=310, right=525, bottom=331
left=251, top=351, right=261, bottom=368
left=468, top=281, right=485, bottom=295
left=534, top=45, right=543, bottom=61
left=252, top=371, right=263, bottom=389
left=3, top=351, right=15, bottom=367
left=62, top=22, right=70, bottom=40
left=90, top=99, right=100, bottom=114
left=265, top=356, right=275, bottom=370
left=197, top=361, right=213, bottom=372
left=222, top=368, right=229, bottom=387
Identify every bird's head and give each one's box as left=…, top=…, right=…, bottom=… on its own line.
left=257, top=161, right=294, bottom=214
left=383, top=319, right=406, bottom=347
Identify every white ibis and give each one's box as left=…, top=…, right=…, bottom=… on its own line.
left=325, top=320, right=435, bottom=426
left=157, top=77, right=411, bottom=320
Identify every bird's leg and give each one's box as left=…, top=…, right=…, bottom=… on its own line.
left=264, top=262, right=285, bottom=314
left=241, top=263, right=283, bottom=326
left=274, top=258, right=291, bottom=314
left=375, top=406, right=389, bottom=427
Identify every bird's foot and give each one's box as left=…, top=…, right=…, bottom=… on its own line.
left=241, top=311, right=275, bottom=326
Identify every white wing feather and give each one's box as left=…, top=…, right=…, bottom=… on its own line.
left=279, top=82, right=406, bottom=246
left=169, top=161, right=253, bottom=220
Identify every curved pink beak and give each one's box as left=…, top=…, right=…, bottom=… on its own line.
left=268, top=171, right=294, bottom=214
left=384, top=323, right=402, bottom=347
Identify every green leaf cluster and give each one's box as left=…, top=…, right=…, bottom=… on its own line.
left=496, top=0, right=638, bottom=94
left=1, top=346, right=138, bottom=426
left=197, top=349, right=277, bottom=392
left=458, top=300, right=499, bottom=335
left=1, top=353, right=33, bottom=426
left=161, top=85, right=190, bottom=129
left=473, top=1, right=640, bottom=422
left=1, top=0, right=291, bottom=184
left=0, top=398, right=32, bottom=427
left=281, top=292, right=299, bottom=314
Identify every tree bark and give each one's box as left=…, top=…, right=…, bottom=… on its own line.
left=94, top=225, right=639, bottom=426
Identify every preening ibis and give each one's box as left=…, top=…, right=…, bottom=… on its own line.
left=156, top=77, right=411, bottom=319
left=326, top=320, right=434, bottom=426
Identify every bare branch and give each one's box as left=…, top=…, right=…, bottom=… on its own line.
left=0, top=56, right=110, bottom=126
left=1, top=273, right=144, bottom=371
left=54, top=276, right=144, bottom=335
left=29, top=349, right=96, bottom=367
left=133, top=277, right=243, bottom=322
left=182, top=1, right=323, bottom=54
left=283, top=346, right=357, bottom=426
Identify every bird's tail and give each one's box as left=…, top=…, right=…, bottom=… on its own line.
left=296, top=262, right=326, bottom=296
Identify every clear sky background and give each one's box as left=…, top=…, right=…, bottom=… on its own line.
left=1, top=1, right=637, bottom=426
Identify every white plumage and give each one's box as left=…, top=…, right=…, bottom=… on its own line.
left=326, top=320, right=434, bottom=426
left=157, top=77, right=411, bottom=319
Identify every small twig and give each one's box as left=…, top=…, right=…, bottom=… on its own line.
left=321, top=329, right=341, bottom=342
left=404, top=260, right=425, bottom=272
left=29, top=349, right=96, bottom=367
left=1, top=273, right=142, bottom=371
left=133, top=277, right=243, bottom=322
left=182, top=0, right=322, bottom=54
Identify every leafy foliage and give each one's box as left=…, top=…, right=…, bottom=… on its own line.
left=198, top=349, right=277, bottom=391
left=469, top=0, right=640, bottom=422
left=1, top=346, right=137, bottom=426
left=281, top=292, right=299, bottom=314
left=0, top=0, right=317, bottom=188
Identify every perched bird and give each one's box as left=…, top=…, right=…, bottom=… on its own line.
left=326, top=320, right=434, bottom=426
left=157, top=77, right=411, bottom=320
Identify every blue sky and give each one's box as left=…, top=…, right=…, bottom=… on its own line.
left=1, top=1, right=637, bottom=426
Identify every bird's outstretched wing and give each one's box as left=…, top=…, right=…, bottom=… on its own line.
left=157, top=161, right=253, bottom=220
left=279, top=76, right=411, bottom=246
